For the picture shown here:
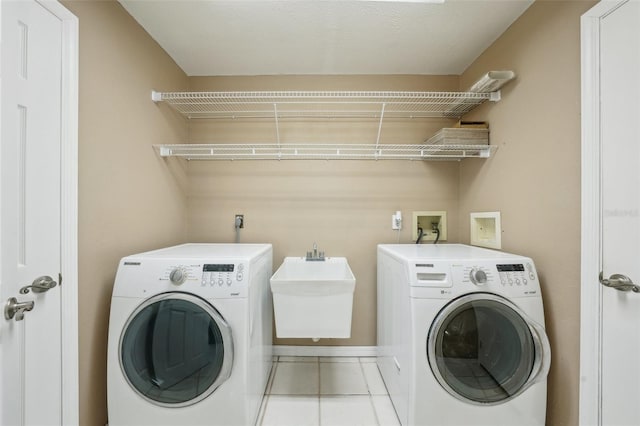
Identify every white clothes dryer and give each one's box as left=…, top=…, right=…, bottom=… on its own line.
left=107, top=243, right=273, bottom=426
left=377, top=244, right=550, bottom=426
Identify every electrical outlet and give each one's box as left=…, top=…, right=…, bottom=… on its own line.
left=391, top=211, right=402, bottom=230
left=412, top=211, right=447, bottom=242
left=235, top=214, right=244, bottom=229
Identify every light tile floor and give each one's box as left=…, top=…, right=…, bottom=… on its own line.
left=257, top=356, right=400, bottom=426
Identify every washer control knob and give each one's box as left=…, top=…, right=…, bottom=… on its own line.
left=169, top=267, right=188, bottom=285
left=469, top=268, right=487, bottom=285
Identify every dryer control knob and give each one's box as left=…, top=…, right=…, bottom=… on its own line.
left=470, top=268, right=487, bottom=285
left=169, top=267, right=188, bottom=285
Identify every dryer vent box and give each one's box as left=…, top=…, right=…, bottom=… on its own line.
left=470, top=212, right=501, bottom=249
left=412, top=211, right=447, bottom=242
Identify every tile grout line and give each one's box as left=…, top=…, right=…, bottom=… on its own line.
left=373, top=361, right=402, bottom=426
left=268, top=357, right=279, bottom=394
left=360, top=358, right=383, bottom=426
left=375, top=362, right=394, bottom=397
left=263, top=356, right=392, bottom=426
left=257, top=357, right=279, bottom=426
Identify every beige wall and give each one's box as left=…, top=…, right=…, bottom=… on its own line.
left=188, top=75, right=462, bottom=346
left=60, top=0, right=596, bottom=424
left=459, top=1, right=596, bottom=425
left=61, top=1, right=189, bottom=425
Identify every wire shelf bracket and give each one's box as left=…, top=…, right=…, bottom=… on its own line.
left=153, top=143, right=497, bottom=161
left=151, top=90, right=497, bottom=120
left=150, top=90, right=502, bottom=162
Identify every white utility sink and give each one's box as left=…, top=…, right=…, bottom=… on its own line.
left=270, top=257, right=356, bottom=339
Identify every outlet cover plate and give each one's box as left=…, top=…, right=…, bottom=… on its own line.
left=470, top=211, right=501, bottom=249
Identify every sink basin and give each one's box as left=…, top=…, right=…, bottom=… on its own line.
left=270, top=257, right=356, bottom=295
left=270, top=257, right=356, bottom=339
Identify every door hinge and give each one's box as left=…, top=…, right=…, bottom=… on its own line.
left=59, top=272, right=63, bottom=287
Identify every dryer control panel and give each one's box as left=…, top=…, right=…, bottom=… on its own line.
left=201, top=263, right=245, bottom=287
left=160, top=264, right=245, bottom=286
left=154, top=260, right=250, bottom=298
left=112, top=244, right=272, bottom=299
left=381, top=244, right=541, bottom=299
left=496, top=263, right=537, bottom=287
left=447, top=260, right=540, bottom=298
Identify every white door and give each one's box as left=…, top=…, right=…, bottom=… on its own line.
left=600, top=0, right=640, bottom=424
left=0, top=1, right=64, bottom=424
left=581, top=1, right=640, bottom=425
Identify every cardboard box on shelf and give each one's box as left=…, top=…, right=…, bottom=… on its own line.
left=453, top=120, right=489, bottom=129
left=425, top=128, right=489, bottom=146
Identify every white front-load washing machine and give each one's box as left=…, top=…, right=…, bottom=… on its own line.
left=377, top=244, right=550, bottom=426
left=107, top=243, right=273, bottom=426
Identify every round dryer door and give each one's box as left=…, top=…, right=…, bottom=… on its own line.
left=427, top=293, right=550, bottom=405
left=119, top=292, right=233, bottom=407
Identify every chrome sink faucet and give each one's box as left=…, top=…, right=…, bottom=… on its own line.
left=306, top=242, right=325, bottom=261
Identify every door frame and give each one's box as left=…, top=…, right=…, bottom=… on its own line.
left=9, top=1, right=79, bottom=424
left=579, top=1, right=628, bottom=424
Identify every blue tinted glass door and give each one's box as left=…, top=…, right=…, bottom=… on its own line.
left=120, top=293, right=233, bottom=407
left=428, top=295, right=536, bottom=405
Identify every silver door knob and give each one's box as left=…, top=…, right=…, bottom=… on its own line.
left=19, top=275, right=57, bottom=294
left=4, top=297, right=35, bottom=321
left=599, top=272, right=640, bottom=293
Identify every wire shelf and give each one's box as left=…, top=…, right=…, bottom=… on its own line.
left=152, top=91, right=496, bottom=119
left=153, top=143, right=497, bottom=161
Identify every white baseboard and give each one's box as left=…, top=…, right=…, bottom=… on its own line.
left=273, top=345, right=377, bottom=357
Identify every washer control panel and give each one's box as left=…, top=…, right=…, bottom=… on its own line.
left=156, top=261, right=249, bottom=297
left=454, top=265, right=495, bottom=286
left=448, top=259, right=539, bottom=297
left=497, top=263, right=536, bottom=287
left=169, top=267, right=189, bottom=285
left=161, top=265, right=200, bottom=284
left=469, top=268, right=488, bottom=285
left=201, top=263, right=245, bottom=287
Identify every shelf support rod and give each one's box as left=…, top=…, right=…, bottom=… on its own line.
left=151, top=90, right=162, bottom=103
left=375, top=102, right=386, bottom=148
left=274, top=103, right=281, bottom=149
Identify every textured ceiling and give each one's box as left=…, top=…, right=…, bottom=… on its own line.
left=119, top=0, right=533, bottom=76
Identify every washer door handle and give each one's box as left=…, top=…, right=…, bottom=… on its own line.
left=525, top=319, right=551, bottom=386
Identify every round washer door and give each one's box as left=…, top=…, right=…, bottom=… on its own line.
left=119, top=292, right=233, bottom=407
left=427, top=293, right=550, bottom=405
